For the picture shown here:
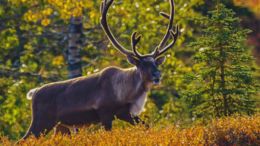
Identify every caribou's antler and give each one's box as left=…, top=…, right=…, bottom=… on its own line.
left=100, top=0, right=138, bottom=58
left=131, top=31, right=142, bottom=59
left=157, top=28, right=178, bottom=56
left=153, top=0, right=179, bottom=58
left=158, top=0, right=175, bottom=51
left=100, top=0, right=178, bottom=60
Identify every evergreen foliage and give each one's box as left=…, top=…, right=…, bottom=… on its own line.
left=183, top=3, right=260, bottom=119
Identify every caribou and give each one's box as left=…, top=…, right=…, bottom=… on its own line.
left=20, top=0, right=179, bottom=141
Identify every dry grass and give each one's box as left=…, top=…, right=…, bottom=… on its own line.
left=1, top=114, right=260, bottom=146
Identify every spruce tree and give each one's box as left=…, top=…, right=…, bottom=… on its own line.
left=183, top=2, right=260, bottom=119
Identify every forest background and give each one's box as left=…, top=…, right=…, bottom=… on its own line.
left=1, top=0, right=260, bottom=141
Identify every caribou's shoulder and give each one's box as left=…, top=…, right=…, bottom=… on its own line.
left=102, top=66, right=122, bottom=72
left=99, top=66, right=123, bottom=77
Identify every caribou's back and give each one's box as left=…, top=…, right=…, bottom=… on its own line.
left=56, top=67, right=124, bottom=114
left=33, top=66, right=124, bottom=112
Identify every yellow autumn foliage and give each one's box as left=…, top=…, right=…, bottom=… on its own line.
left=2, top=114, right=260, bottom=145
left=41, top=18, right=51, bottom=27
left=52, top=55, right=64, bottom=66
left=18, top=0, right=94, bottom=26
left=42, top=8, right=52, bottom=16
left=89, top=11, right=97, bottom=19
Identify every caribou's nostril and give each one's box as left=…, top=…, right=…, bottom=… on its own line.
left=152, top=71, right=162, bottom=78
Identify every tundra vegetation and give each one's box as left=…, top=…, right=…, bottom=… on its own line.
left=1, top=0, right=260, bottom=145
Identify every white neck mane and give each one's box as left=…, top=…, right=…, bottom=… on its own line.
left=112, top=67, right=152, bottom=116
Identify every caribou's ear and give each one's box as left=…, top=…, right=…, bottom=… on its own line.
left=156, top=56, right=166, bottom=65
left=127, top=56, right=140, bottom=66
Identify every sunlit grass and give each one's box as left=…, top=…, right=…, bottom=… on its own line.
left=1, top=114, right=260, bottom=145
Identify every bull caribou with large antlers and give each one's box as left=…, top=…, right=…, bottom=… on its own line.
left=20, top=0, right=178, bottom=141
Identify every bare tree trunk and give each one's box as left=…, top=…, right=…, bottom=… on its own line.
left=67, top=15, right=83, bottom=134
left=68, top=16, right=83, bottom=79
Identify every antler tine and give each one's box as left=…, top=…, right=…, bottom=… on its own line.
left=160, top=12, right=170, bottom=19
left=157, top=0, right=175, bottom=51
left=152, top=47, right=160, bottom=58
left=101, top=2, right=104, bottom=14
left=131, top=31, right=142, bottom=59
left=100, top=0, right=135, bottom=57
left=157, top=25, right=179, bottom=56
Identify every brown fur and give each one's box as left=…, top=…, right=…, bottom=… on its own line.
left=21, top=66, right=151, bottom=141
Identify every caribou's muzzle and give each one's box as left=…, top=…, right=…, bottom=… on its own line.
left=152, top=70, right=162, bottom=85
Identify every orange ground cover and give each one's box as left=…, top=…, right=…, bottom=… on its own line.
left=1, top=114, right=260, bottom=146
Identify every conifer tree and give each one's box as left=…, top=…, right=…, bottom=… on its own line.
left=183, top=2, right=260, bottom=118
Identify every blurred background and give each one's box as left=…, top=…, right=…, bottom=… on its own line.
left=0, top=0, right=260, bottom=140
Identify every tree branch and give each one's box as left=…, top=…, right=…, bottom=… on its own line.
left=0, top=70, right=59, bottom=82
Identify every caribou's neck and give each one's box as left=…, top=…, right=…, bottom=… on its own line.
left=131, top=67, right=153, bottom=92
left=113, top=67, right=152, bottom=116
left=129, top=67, right=152, bottom=116
left=113, top=67, right=153, bottom=101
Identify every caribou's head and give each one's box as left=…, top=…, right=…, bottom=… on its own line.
left=100, top=0, right=179, bottom=85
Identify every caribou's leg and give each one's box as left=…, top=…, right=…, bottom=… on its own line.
left=19, top=102, right=56, bottom=142
left=119, top=115, right=149, bottom=129
left=55, top=125, right=71, bottom=135
left=116, top=104, right=149, bottom=129
left=20, top=114, right=56, bottom=142
left=97, top=107, right=116, bottom=131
